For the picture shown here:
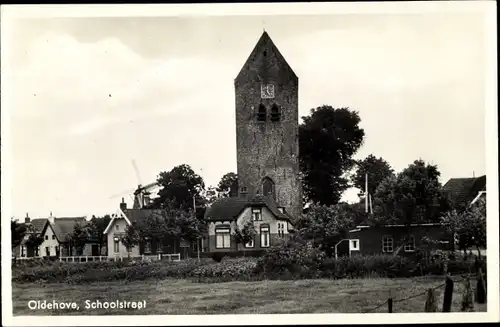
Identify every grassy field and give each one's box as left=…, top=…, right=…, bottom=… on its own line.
left=12, top=276, right=486, bottom=315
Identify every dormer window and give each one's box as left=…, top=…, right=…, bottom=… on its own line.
left=257, top=104, right=267, bottom=121
left=270, top=104, right=281, bottom=121
left=252, top=208, right=262, bottom=221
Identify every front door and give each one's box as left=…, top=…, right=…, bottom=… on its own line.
left=91, top=244, right=99, bottom=256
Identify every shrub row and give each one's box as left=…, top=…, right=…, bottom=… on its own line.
left=12, top=249, right=485, bottom=284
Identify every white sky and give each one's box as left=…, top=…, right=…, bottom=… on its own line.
left=3, top=9, right=489, bottom=219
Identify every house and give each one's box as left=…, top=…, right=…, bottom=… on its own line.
left=103, top=199, right=195, bottom=258
left=14, top=213, right=102, bottom=258
left=344, top=223, right=452, bottom=257
left=443, top=175, right=486, bottom=209
left=205, top=195, right=294, bottom=253
left=13, top=215, right=48, bottom=258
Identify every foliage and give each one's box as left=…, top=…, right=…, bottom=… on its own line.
left=294, top=203, right=357, bottom=256
left=151, top=164, right=205, bottom=210
left=122, top=207, right=203, bottom=250
left=352, top=154, right=395, bottom=196
left=25, top=232, right=44, bottom=252
left=440, top=201, right=486, bottom=252
left=11, top=220, right=27, bottom=249
left=371, top=159, right=451, bottom=227
left=12, top=254, right=484, bottom=284
left=217, top=172, right=238, bottom=197
left=211, top=252, right=225, bottom=262
left=233, top=221, right=257, bottom=248
left=88, top=215, right=112, bottom=254
left=68, top=222, right=90, bottom=256
left=299, top=106, right=365, bottom=206
left=201, top=186, right=219, bottom=206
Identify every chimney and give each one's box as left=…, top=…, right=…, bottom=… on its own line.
left=49, top=211, right=55, bottom=224
left=120, top=197, right=127, bottom=211
left=25, top=213, right=30, bottom=224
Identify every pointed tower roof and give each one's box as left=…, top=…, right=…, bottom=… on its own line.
left=235, top=31, right=297, bottom=83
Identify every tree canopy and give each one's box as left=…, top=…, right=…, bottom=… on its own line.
left=151, top=164, right=205, bottom=210
left=352, top=154, right=394, bottom=196
left=299, top=106, right=365, bottom=206
left=217, top=172, right=238, bottom=197
left=371, top=159, right=450, bottom=226
left=11, top=219, right=27, bottom=250
left=88, top=214, right=112, bottom=255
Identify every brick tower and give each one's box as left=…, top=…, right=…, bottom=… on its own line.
left=234, top=31, right=302, bottom=220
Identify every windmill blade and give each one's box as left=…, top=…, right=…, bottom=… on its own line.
left=109, top=187, right=137, bottom=199
left=131, top=159, right=142, bottom=186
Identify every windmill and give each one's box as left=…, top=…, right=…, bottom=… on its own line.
left=109, top=160, right=160, bottom=209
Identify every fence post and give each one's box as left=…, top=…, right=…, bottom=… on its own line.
left=476, top=268, right=486, bottom=304
left=424, top=288, right=437, bottom=312
left=388, top=298, right=393, bottom=313
left=442, top=277, right=454, bottom=312
left=461, top=277, right=474, bottom=312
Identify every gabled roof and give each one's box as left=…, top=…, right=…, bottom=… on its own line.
left=443, top=175, right=486, bottom=208
left=103, top=208, right=172, bottom=234
left=235, top=31, right=297, bottom=83
left=204, top=195, right=292, bottom=222
left=40, top=217, right=88, bottom=242
left=29, top=218, right=49, bottom=233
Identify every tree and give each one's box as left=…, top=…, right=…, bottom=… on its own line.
left=217, top=172, right=238, bottom=197
left=201, top=186, right=219, bottom=206
left=25, top=232, right=44, bottom=257
left=299, top=106, right=365, bottom=206
left=122, top=207, right=204, bottom=254
left=88, top=215, right=112, bottom=255
left=151, top=164, right=205, bottom=210
left=372, top=159, right=450, bottom=227
left=11, top=219, right=27, bottom=255
left=441, top=200, right=486, bottom=255
left=294, top=203, right=357, bottom=257
left=234, top=221, right=257, bottom=253
left=352, top=154, right=394, bottom=196
left=68, top=222, right=90, bottom=256
left=371, top=159, right=451, bottom=251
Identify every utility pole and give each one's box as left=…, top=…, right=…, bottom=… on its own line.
left=365, top=173, right=369, bottom=213
left=193, top=194, right=200, bottom=262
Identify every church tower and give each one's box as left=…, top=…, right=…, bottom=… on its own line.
left=234, top=31, right=302, bottom=220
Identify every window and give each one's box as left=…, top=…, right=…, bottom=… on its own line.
left=45, top=235, right=48, bottom=240
left=52, top=235, right=56, bottom=240
left=21, top=246, right=26, bottom=257
left=245, top=238, right=254, bottom=248
left=263, top=50, right=267, bottom=57
left=260, top=225, right=270, bottom=248
left=115, top=224, right=119, bottom=231
left=257, top=104, right=267, bottom=121
left=278, top=222, right=285, bottom=238
left=270, top=104, right=281, bottom=121
left=278, top=207, right=284, bottom=213
left=113, top=238, right=120, bottom=253
left=215, top=226, right=231, bottom=249
left=240, top=186, right=248, bottom=194
left=262, top=177, right=275, bottom=198
left=252, top=208, right=262, bottom=221
left=349, top=239, right=360, bottom=251
left=382, top=235, right=394, bottom=253
left=404, top=235, right=416, bottom=252
left=45, top=247, right=50, bottom=256
left=35, top=246, right=39, bottom=256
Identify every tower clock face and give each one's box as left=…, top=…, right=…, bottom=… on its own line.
left=261, top=84, right=275, bottom=99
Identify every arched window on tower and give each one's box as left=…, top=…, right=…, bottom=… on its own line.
left=270, top=103, right=281, bottom=121
left=262, top=177, right=276, bottom=199
left=257, top=104, right=267, bottom=121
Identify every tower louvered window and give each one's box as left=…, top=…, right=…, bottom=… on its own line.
left=257, top=104, right=267, bottom=121
left=270, top=103, right=281, bottom=121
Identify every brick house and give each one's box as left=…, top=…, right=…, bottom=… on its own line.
left=344, top=223, right=452, bottom=257
left=103, top=199, right=192, bottom=258
left=205, top=195, right=294, bottom=254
